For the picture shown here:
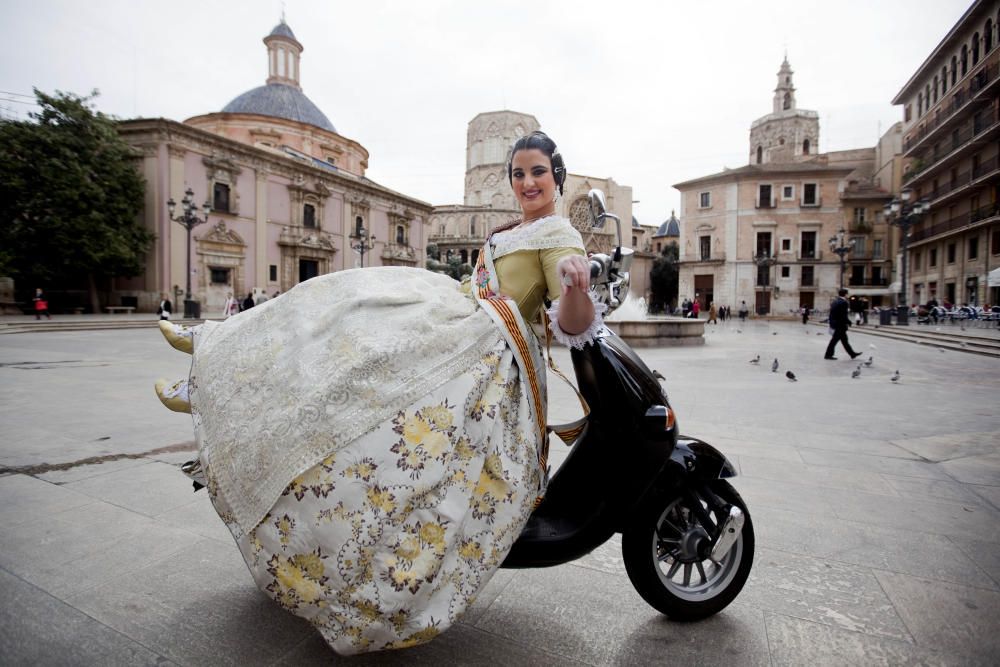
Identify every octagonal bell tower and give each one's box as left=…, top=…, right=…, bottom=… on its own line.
left=464, top=111, right=540, bottom=211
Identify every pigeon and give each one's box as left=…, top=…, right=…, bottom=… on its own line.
left=749, top=355, right=760, bottom=364
left=851, top=366, right=862, bottom=379
left=863, top=356, right=873, bottom=367
left=785, top=370, right=797, bottom=382
left=653, top=370, right=666, bottom=381
left=772, top=332, right=778, bottom=336
left=891, top=370, right=900, bottom=383
left=771, top=358, right=779, bottom=373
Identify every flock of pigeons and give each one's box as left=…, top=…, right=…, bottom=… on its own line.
left=749, top=352, right=901, bottom=383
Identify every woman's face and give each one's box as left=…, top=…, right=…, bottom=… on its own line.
left=510, top=148, right=556, bottom=221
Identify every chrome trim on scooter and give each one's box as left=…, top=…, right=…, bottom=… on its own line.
left=710, top=506, right=744, bottom=561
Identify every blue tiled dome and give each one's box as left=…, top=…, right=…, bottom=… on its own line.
left=655, top=211, right=680, bottom=237
left=268, top=22, right=297, bottom=40
left=222, top=83, right=336, bottom=133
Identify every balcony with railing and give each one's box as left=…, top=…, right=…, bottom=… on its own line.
left=848, top=276, right=890, bottom=287
left=795, top=249, right=823, bottom=261
left=924, top=155, right=1000, bottom=208
left=903, top=106, right=1000, bottom=185
left=686, top=252, right=727, bottom=264
left=909, top=200, right=1000, bottom=244
left=903, top=54, right=999, bottom=155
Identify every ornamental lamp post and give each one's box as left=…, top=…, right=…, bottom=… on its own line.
left=828, top=228, right=851, bottom=290
left=351, top=225, right=376, bottom=267
left=167, top=187, right=211, bottom=318
left=883, top=188, right=929, bottom=326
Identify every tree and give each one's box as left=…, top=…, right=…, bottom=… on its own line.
left=648, top=241, right=679, bottom=314
left=0, top=89, right=152, bottom=312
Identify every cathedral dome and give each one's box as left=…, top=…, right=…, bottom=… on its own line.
left=222, top=84, right=336, bottom=133
left=655, top=211, right=680, bottom=237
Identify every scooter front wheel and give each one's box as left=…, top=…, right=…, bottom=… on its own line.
left=622, top=480, right=754, bottom=621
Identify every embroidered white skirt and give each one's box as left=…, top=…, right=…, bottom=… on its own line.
left=189, top=267, right=543, bottom=654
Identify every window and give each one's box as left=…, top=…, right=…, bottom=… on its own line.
left=699, top=236, right=711, bottom=260
left=756, top=146, right=763, bottom=164
left=850, top=265, right=865, bottom=286
left=947, top=243, right=956, bottom=263
left=987, top=19, right=994, bottom=52
left=756, top=232, right=772, bottom=258
left=873, top=239, right=883, bottom=258
left=782, top=185, right=794, bottom=200
left=438, top=223, right=445, bottom=235
left=326, top=156, right=337, bottom=166
left=969, top=236, right=978, bottom=260
left=918, top=92, right=923, bottom=116
left=850, top=237, right=865, bottom=255
left=213, top=183, right=230, bottom=213
left=930, top=248, right=937, bottom=267
left=470, top=217, right=476, bottom=237
left=941, top=66, right=948, bottom=94
left=853, top=208, right=866, bottom=225
left=354, top=216, right=364, bottom=237
left=932, top=76, right=938, bottom=103
left=802, top=183, right=818, bottom=206
left=951, top=56, right=958, bottom=85
left=800, top=231, right=816, bottom=258
left=757, top=184, right=773, bottom=208
left=961, top=45, right=968, bottom=75
left=210, top=268, right=230, bottom=284
left=871, top=266, right=883, bottom=284
left=780, top=266, right=790, bottom=278
left=396, top=225, right=406, bottom=244
left=801, top=265, right=814, bottom=286
left=699, top=192, right=711, bottom=208
left=905, top=104, right=912, bottom=122
left=914, top=250, right=922, bottom=270
left=303, top=203, right=316, bottom=228
left=756, top=265, right=770, bottom=286
left=269, top=265, right=278, bottom=282
left=946, top=282, right=956, bottom=304
left=973, top=32, right=980, bottom=65
left=782, top=238, right=792, bottom=252
left=993, top=229, right=1000, bottom=255
left=802, top=139, right=810, bottom=155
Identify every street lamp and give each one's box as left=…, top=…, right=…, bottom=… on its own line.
left=351, top=225, right=376, bottom=267
left=828, top=228, right=851, bottom=290
left=883, top=188, right=929, bottom=325
left=166, top=187, right=211, bottom=318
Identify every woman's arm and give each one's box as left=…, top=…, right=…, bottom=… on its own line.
left=553, top=254, right=594, bottom=335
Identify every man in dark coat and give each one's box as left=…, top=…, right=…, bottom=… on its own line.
left=825, top=288, right=860, bottom=360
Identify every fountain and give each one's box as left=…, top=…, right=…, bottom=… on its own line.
left=604, top=294, right=705, bottom=347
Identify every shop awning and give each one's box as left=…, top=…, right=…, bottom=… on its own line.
left=989, top=268, right=1000, bottom=287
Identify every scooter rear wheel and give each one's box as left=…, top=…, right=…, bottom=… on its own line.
left=622, top=480, right=754, bottom=621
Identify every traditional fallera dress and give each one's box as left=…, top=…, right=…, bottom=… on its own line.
left=186, top=215, right=604, bottom=654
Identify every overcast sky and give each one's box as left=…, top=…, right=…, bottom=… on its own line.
left=0, top=0, right=972, bottom=226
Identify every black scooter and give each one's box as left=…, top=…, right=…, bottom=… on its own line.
left=500, top=189, right=754, bottom=621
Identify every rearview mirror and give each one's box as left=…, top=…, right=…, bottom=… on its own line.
left=588, top=189, right=607, bottom=228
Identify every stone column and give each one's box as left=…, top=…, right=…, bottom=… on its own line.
left=256, top=170, right=268, bottom=289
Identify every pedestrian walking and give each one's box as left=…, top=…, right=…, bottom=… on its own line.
left=223, top=292, right=240, bottom=318
left=241, top=291, right=255, bottom=312
left=825, top=288, right=861, bottom=360
left=801, top=305, right=810, bottom=325
left=708, top=302, right=718, bottom=324
left=738, top=301, right=748, bottom=322
left=157, top=293, right=172, bottom=321
left=32, top=288, right=51, bottom=320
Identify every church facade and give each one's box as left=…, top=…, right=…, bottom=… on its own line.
left=116, top=21, right=431, bottom=315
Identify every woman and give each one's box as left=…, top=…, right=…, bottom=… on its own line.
left=153, top=131, right=602, bottom=654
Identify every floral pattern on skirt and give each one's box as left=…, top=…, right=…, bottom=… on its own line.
left=205, top=340, right=542, bottom=654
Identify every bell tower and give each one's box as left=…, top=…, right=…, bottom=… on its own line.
left=748, top=56, right=820, bottom=165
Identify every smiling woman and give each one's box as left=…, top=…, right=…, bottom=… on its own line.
left=151, top=130, right=604, bottom=655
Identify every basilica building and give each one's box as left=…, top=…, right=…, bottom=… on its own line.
left=116, top=20, right=431, bottom=315
left=674, top=58, right=896, bottom=316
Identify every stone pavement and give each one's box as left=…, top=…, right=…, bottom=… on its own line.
left=1, top=319, right=998, bottom=665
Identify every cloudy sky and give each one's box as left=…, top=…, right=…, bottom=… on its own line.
left=0, top=0, right=971, bottom=226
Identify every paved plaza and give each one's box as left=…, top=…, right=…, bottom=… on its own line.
left=1, top=317, right=999, bottom=665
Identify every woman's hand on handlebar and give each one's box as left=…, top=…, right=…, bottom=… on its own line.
left=557, top=255, right=590, bottom=295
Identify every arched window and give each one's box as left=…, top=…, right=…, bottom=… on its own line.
left=396, top=225, right=405, bottom=244
left=803, top=139, right=810, bottom=155
left=783, top=92, right=791, bottom=110
left=972, top=32, right=980, bottom=65
left=925, top=84, right=931, bottom=109
left=303, top=203, right=316, bottom=228
left=756, top=146, right=763, bottom=164
left=941, top=66, right=948, bottom=94
left=917, top=92, right=923, bottom=117
left=460, top=249, right=468, bottom=264
left=932, top=76, right=939, bottom=103
left=469, top=215, right=476, bottom=237
left=354, top=216, right=364, bottom=237
left=986, top=20, right=993, bottom=52
left=951, top=56, right=957, bottom=85
left=961, top=45, right=968, bottom=75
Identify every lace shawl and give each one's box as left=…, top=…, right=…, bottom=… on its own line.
left=491, top=215, right=585, bottom=259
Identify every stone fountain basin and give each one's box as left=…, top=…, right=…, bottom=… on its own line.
left=605, top=317, right=705, bottom=347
